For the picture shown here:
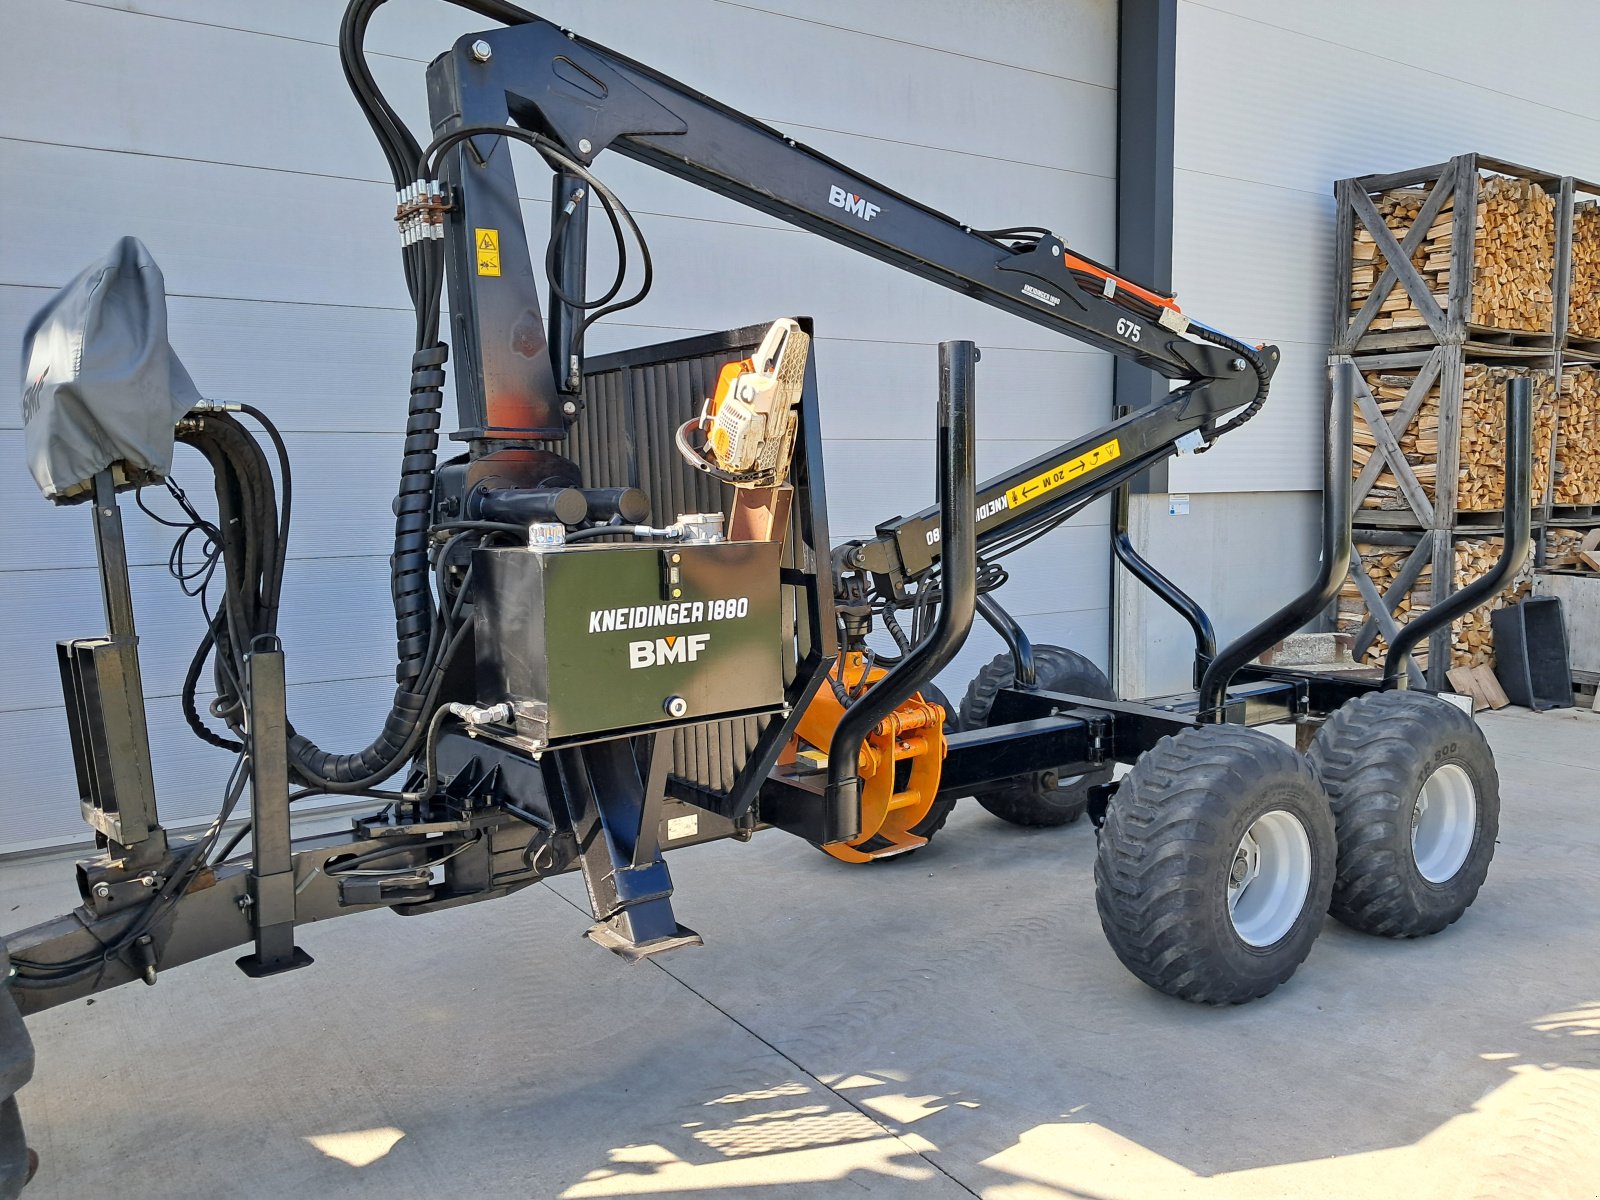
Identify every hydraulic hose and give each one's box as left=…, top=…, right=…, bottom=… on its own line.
left=284, top=345, right=449, bottom=787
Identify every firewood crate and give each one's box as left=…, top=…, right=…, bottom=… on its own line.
left=1335, top=154, right=1600, bottom=356
left=1341, top=348, right=1556, bottom=527
left=1552, top=365, right=1600, bottom=514
left=1337, top=529, right=1536, bottom=683
left=1567, top=199, right=1600, bottom=353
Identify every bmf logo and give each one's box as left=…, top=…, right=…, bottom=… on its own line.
left=828, top=185, right=880, bottom=222
left=20, top=367, right=48, bottom=426
left=629, top=633, right=711, bottom=669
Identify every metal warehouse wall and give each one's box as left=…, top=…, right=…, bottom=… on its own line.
left=0, top=0, right=1119, bottom=851
left=1118, top=0, right=1600, bottom=697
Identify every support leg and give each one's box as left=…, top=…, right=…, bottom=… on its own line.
left=235, top=645, right=312, bottom=977
left=562, top=736, right=700, bottom=960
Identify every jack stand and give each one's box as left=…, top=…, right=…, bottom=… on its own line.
left=235, top=643, right=313, bottom=978
left=561, top=733, right=702, bottom=961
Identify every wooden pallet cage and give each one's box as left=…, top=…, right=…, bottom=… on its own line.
left=1553, top=365, right=1600, bottom=508
left=1338, top=531, right=1534, bottom=680
left=1350, top=355, right=1554, bottom=520
left=1335, top=154, right=1565, bottom=354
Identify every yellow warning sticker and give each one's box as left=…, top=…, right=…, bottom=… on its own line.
left=475, top=228, right=501, bottom=276
left=1006, top=438, right=1121, bottom=509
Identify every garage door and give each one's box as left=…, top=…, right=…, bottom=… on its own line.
left=0, top=0, right=1119, bottom=852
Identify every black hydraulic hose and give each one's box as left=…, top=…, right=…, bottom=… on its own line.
left=1383, top=377, right=1533, bottom=688
left=392, top=345, right=449, bottom=685
left=1197, top=361, right=1355, bottom=720
left=823, top=342, right=979, bottom=832
left=181, top=615, right=243, bottom=752
left=289, top=619, right=471, bottom=793
left=174, top=414, right=287, bottom=741
left=285, top=345, right=449, bottom=786
left=197, top=415, right=280, bottom=622
left=235, top=402, right=293, bottom=620
left=177, top=429, right=258, bottom=713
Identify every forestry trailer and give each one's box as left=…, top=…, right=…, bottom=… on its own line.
left=2, top=1, right=1530, bottom=1190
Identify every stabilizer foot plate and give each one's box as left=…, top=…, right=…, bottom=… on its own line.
left=585, top=921, right=703, bottom=962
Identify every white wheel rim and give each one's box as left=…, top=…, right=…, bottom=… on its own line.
left=1227, top=809, right=1313, bottom=947
left=1412, top=763, right=1476, bottom=883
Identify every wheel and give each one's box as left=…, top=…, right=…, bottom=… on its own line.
left=957, top=644, right=1114, bottom=827
left=1306, top=690, right=1499, bottom=938
left=1094, top=725, right=1337, bottom=1004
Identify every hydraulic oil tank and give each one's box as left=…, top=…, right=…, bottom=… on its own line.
left=474, top=539, right=785, bottom=746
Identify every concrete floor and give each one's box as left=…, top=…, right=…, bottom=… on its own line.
left=3, top=705, right=1598, bottom=1200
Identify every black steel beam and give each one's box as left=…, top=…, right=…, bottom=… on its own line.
left=1115, top=0, right=1178, bottom=493
left=1198, top=362, right=1355, bottom=718
left=236, top=646, right=312, bottom=978
left=937, top=717, right=1098, bottom=796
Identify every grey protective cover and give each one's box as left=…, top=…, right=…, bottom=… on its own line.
left=19, top=236, right=201, bottom=503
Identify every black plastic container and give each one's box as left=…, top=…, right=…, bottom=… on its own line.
left=1491, top=596, right=1572, bottom=710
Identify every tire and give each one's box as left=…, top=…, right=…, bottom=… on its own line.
left=1094, top=725, right=1337, bottom=1004
left=957, top=644, right=1114, bottom=827
left=1306, top=690, right=1498, bottom=938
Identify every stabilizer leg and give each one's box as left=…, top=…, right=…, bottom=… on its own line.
left=559, top=735, right=701, bottom=960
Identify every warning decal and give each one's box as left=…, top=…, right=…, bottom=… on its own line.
left=475, top=228, right=501, bottom=276
left=1005, top=438, right=1121, bottom=510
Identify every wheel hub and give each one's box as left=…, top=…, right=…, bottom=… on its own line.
left=1227, top=809, right=1313, bottom=947
left=1411, top=762, right=1476, bottom=883
left=1230, top=851, right=1251, bottom=885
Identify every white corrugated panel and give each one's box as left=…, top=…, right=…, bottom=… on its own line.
left=1, top=0, right=1118, bottom=850
left=1169, top=0, right=1600, bottom=494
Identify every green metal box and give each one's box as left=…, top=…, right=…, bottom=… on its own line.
left=474, top=540, right=785, bottom=746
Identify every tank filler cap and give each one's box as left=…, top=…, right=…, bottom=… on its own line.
left=672, top=513, right=725, bottom=543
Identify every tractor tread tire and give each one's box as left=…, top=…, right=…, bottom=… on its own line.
left=958, top=645, right=1113, bottom=828
left=1094, top=725, right=1336, bottom=1005
left=1307, top=691, right=1498, bottom=938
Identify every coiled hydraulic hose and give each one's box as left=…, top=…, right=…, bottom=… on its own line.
left=283, top=345, right=450, bottom=789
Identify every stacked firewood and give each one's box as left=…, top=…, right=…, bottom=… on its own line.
left=1569, top=202, right=1600, bottom=339
left=1338, top=538, right=1533, bottom=669
left=1351, top=189, right=1440, bottom=332
left=1546, top=526, right=1591, bottom=568
left=1553, top=366, right=1600, bottom=505
left=1458, top=366, right=1554, bottom=509
left=1353, top=364, right=1553, bottom=513
left=1350, top=175, right=1556, bottom=335
left=1470, top=176, right=1557, bottom=331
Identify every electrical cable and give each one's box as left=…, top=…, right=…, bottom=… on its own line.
left=11, top=752, right=252, bottom=985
